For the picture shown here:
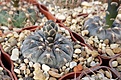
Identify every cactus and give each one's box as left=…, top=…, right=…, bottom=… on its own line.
left=21, top=20, right=73, bottom=68
left=0, top=0, right=38, bottom=28
left=54, top=0, right=82, bottom=8
left=83, top=0, right=121, bottom=43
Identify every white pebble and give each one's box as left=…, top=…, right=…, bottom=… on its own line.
left=11, top=48, right=19, bottom=61
left=33, top=63, right=41, bottom=70
left=74, top=48, right=81, bottom=54
left=42, top=64, right=50, bottom=72
left=110, top=44, right=119, bottom=49
left=69, top=61, right=77, bottom=69
left=14, top=69, right=20, bottom=74
left=87, top=57, right=93, bottom=63
left=112, top=61, right=118, bottom=67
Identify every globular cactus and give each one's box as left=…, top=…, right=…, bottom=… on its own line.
left=0, top=0, right=38, bottom=28
left=83, top=0, right=121, bottom=43
left=54, top=0, right=82, bottom=8
left=21, top=20, right=73, bottom=68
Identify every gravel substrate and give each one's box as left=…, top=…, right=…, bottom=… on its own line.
left=0, top=0, right=121, bottom=80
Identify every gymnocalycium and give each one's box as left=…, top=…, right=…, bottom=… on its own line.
left=0, top=0, right=39, bottom=28
left=83, top=0, right=121, bottom=43
left=21, top=20, right=73, bottom=68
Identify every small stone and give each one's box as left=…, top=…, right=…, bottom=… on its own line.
left=48, top=71, right=62, bottom=78
left=64, top=68, right=70, bottom=74
left=0, top=37, right=4, bottom=42
left=105, top=71, right=112, bottom=78
left=26, top=68, right=30, bottom=75
left=29, top=61, right=33, bottom=67
left=73, top=54, right=78, bottom=58
left=117, top=65, right=121, bottom=71
left=69, top=61, right=77, bottom=69
left=113, top=47, right=121, bottom=54
left=105, top=48, right=115, bottom=56
left=49, top=77, right=57, bottom=80
left=13, top=32, right=19, bottom=38
left=56, top=14, right=66, bottom=20
left=20, top=65, right=26, bottom=70
left=8, top=37, right=17, bottom=46
left=11, top=48, right=19, bottom=61
left=0, top=67, right=3, bottom=72
left=74, top=44, right=82, bottom=49
left=87, top=57, right=93, bottom=63
left=117, top=57, right=121, bottom=64
left=112, top=61, right=118, bottom=67
left=91, top=50, right=99, bottom=58
left=103, top=39, right=109, bottom=45
left=18, top=32, right=25, bottom=41
left=110, top=44, right=119, bottom=49
left=90, top=61, right=96, bottom=67
left=81, top=30, right=89, bottom=36
left=42, top=64, right=50, bottom=72
left=14, top=69, right=20, bottom=74
left=24, top=59, right=29, bottom=64
left=33, top=63, right=41, bottom=69
left=74, top=48, right=81, bottom=54
left=6, top=33, right=13, bottom=37
left=33, top=69, right=45, bottom=80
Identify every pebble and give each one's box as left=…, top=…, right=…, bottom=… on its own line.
left=113, top=47, right=121, bottom=54
left=105, top=71, right=111, bottom=78
left=74, top=48, right=81, bottom=54
left=49, top=77, right=57, bottom=80
left=42, top=64, right=50, bottom=72
left=90, top=61, right=96, bottom=67
left=29, top=61, right=34, bottom=67
left=105, top=48, right=115, bottom=56
left=8, top=37, right=17, bottom=46
left=18, top=32, right=25, bottom=41
left=33, top=63, right=41, bottom=70
left=48, top=71, right=63, bottom=78
left=117, top=66, right=121, bottom=71
left=87, top=57, right=93, bottom=63
left=91, top=50, right=99, bottom=58
left=112, top=61, right=118, bottom=67
left=55, top=14, right=66, bottom=20
left=110, top=44, right=119, bottom=49
left=20, top=65, right=26, bottom=70
left=69, top=61, right=77, bottom=69
left=14, top=69, right=20, bottom=74
left=81, top=30, right=89, bottom=36
left=10, top=48, right=19, bottom=61
left=0, top=37, right=4, bottom=42
left=117, top=57, right=121, bottom=64
left=33, top=69, right=45, bottom=80
left=24, top=59, right=29, bottom=64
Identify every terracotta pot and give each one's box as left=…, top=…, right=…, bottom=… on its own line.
left=59, top=66, right=121, bottom=80
left=0, top=45, right=17, bottom=80
left=109, top=54, right=121, bottom=76
left=59, top=55, right=102, bottom=80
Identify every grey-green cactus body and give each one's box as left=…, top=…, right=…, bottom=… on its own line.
left=84, top=16, right=121, bottom=43
left=21, top=20, right=73, bottom=68
left=0, top=1, right=38, bottom=28
left=83, top=0, right=121, bottom=43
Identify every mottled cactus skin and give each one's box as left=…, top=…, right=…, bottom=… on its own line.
left=0, top=1, right=38, bottom=28
left=83, top=0, right=121, bottom=43
left=21, top=20, right=73, bottom=68
left=54, top=0, right=82, bottom=8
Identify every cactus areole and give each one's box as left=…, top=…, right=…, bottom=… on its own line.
left=21, top=20, right=73, bottom=68
left=0, top=0, right=39, bottom=28
left=83, top=0, right=121, bottom=43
